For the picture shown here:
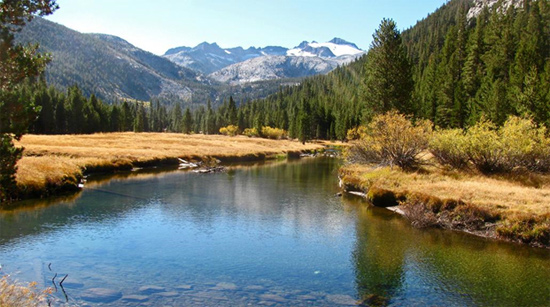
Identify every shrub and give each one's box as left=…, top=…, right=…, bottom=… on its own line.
left=345, top=111, right=432, bottom=170
left=499, top=116, right=550, bottom=172
left=0, top=276, right=51, bottom=307
left=242, top=127, right=259, bottom=138
left=219, top=125, right=239, bottom=136
left=346, top=126, right=367, bottom=141
left=261, top=126, right=286, bottom=140
left=429, top=128, right=469, bottom=170
left=457, top=116, right=550, bottom=174
left=463, top=119, right=506, bottom=174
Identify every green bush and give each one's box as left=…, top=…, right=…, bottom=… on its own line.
left=261, top=126, right=286, bottom=140
left=242, top=127, right=259, bottom=137
left=219, top=125, right=239, bottom=136
left=430, top=129, right=470, bottom=170
left=345, top=111, right=432, bottom=170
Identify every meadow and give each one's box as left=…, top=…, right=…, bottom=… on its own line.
left=15, top=133, right=326, bottom=199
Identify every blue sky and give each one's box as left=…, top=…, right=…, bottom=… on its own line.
left=46, top=0, right=448, bottom=55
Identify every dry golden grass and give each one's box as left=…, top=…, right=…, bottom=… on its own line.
left=15, top=133, right=329, bottom=198
left=19, top=133, right=325, bottom=160
left=340, top=164, right=550, bottom=217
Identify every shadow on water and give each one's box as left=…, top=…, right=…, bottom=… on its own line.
left=347, top=198, right=550, bottom=306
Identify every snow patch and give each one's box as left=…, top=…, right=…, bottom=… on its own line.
left=286, top=49, right=317, bottom=57
left=308, top=42, right=363, bottom=57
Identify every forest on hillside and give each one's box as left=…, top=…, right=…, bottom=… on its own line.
left=22, top=0, right=550, bottom=142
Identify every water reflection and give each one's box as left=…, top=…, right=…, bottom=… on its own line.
left=0, top=158, right=549, bottom=306
left=350, top=200, right=550, bottom=306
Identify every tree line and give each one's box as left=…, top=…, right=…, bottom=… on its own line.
left=25, top=0, right=550, bottom=142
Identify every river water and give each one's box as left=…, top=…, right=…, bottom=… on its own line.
left=0, top=158, right=549, bottom=306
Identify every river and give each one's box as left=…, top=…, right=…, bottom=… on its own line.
left=0, top=158, right=549, bottom=306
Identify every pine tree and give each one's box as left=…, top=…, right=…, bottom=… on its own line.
left=0, top=0, right=58, bottom=202
left=363, top=18, right=414, bottom=119
left=133, top=104, right=147, bottom=132
left=297, top=98, right=312, bottom=144
left=182, top=107, right=193, bottom=134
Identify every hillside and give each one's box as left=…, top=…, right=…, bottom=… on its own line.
left=15, top=17, right=213, bottom=103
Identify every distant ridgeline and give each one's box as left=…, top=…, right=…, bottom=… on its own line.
left=26, top=0, right=550, bottom=141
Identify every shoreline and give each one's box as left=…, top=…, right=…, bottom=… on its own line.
left=11, top=133, right=332, bottom=204
left=338, top=164, right=550, bottom=249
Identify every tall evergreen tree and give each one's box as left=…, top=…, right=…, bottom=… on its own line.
left=0, top=0, right=58, bottom=202
left=182, top=107, right=193, bottom=134
left=363, top=18, right=414, bottom=119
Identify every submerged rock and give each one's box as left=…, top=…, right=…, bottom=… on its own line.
left=176, top=284, right=194, bottom=291
left=244, top=285, right=265, bottom=291
left=213, top=282, right=238, bottom=290
left=259, top=293, right=288, bottom=303
left=121, top=294, right=149, bottom=302
left=326, top=294, right=357, bottom=305
left=80, top=288, right=122, bottom=303
left=138, top=285, right=166, bottom=294
left=157, top=291, right=180, bottom=297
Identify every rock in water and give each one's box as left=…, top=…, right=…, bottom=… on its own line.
left=138, top=285, right=166, bottom=294
left=121, top=295, right=149, bottom=302
left=81, top=288, right=122, bottom=303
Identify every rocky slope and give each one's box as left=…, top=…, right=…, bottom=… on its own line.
left=16, top=17, right=210, bottom=103
left=209, top=53, right=361, bottom=85
left=467, top=0, right=523, bottom=18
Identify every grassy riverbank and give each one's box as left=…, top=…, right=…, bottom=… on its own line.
left=339, top=164, right=550, bottom=248
left=14, top=133, right=327, bottom=200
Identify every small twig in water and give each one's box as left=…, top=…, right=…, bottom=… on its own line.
left=59, top=274, right=68, bottom=286
left=48, top=263, right=52, bottom=271
left=51, top=273, right=58, bottom=292
left=59, top=275, right=69, bottom=302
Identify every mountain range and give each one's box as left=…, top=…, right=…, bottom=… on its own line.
left=164, top=38, right=364, bottom=81
left=15, top=17, right=364, bottom=104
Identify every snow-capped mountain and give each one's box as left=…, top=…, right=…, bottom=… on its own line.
left=209, top=53, right=362, bottom=85
left=164, top=38, right=365, bottom=85
left=286, top=38, right=364, bottom=58
left=164, top=42, right=287, bottom=74
left=208, top=56, right=335, bottom=84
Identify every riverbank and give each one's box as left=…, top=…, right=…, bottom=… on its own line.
left=339, top=164, right=550, bottom=248
left=13, top=133, right=329, bottom=201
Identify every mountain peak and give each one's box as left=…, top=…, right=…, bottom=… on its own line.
left=195, top=41, right=220, bottom=49
left=329, top=37, right=360, bottom=49
left=287, top=39, right=363, bottom=58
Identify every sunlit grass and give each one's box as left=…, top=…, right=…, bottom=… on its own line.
left=340, top=163, right=550, bottom=246
left=340, top=163, right=550, bottom=216
left=15, top=133, right=330, bottom=198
